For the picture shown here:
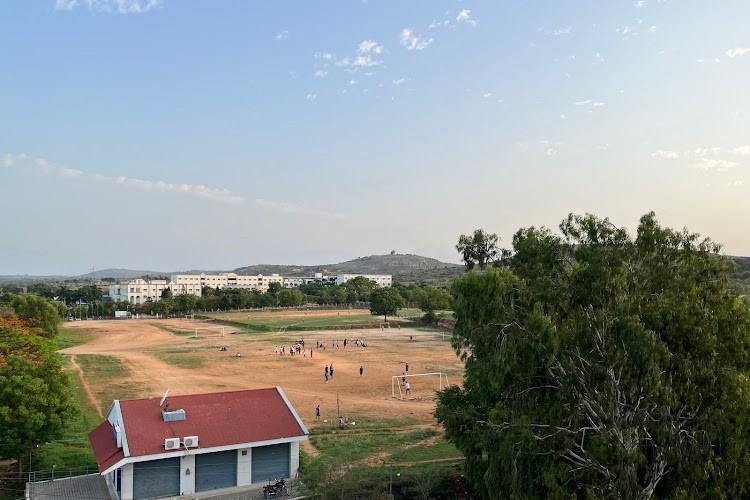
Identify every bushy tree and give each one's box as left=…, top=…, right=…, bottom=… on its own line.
left=412, top=286, right=451, bottom=324
left=436, top=212, right=750, bottom=498
left=369, top=287, right=405, bottom=322
left=10, top=295, right=66, bottom=338
left=456, top=228, right=501, bottom=270
left=0, top=316, right=76, bottom=474
left=278, top=288, right=304, bottom=307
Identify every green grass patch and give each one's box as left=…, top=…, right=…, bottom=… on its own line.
left=310, top=428, right=438, bottom=464
left=159, top=350, right=204, bottom=369
left=204, top=308, right=418, bottom=331
left=153, top=323, right=195, bottom=336
left=56, top=327, right=96, bottom=350
left=387, top=439, right=462, bottom=463
left=75, top=354, right=141, bottom=415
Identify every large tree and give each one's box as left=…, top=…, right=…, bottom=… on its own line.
left=412, top=286, right=451, bottom=324
left=10, top=294, right=66, bottom=338
left=369, top=287, right=405, bottom=323
left=455, top=228, right=501, bottom=270
left=436, top=212, right=750, bottom=499
left=0, top=316, right=77, bottom=475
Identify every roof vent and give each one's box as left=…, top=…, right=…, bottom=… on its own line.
left=164, top=438, right=180, bottom=450
left=183, top=436, right=199, bottom=448
left=162, top=409, right=186, bottom=422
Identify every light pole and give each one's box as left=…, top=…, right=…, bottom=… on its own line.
left=388, top=466, right=400, bottom=500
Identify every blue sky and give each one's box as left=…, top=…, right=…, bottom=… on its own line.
left=2, top=0, right=749, bottom=275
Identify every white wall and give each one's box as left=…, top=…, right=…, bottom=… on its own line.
left=237, top=448, right=252, bottom=486
left=290, top=441, right=300, bottom=478
left=120, top=463, right=133, bottom=500
left=180, top=454, right=195, bottom=494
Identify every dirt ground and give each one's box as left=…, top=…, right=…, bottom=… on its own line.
left=61, top=318, right=464, bottom=429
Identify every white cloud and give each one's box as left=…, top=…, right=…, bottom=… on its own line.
left=594, top=52, right=604, bottom=63
left=392, top=77, right=408, bottom=86
left=349, top=79, right=358, bottom=86
left=696, top=58, right=721, bottom=64
left=560, top=114, right=567, bottom=120
left=275, top=30, right=289, bottom=41
left=647, top=25, right=657, bottom=33
left=54, top=0, right=78, bottom=10
left=56, top=0, right=163, bottom=14
left=651, top=150, right=679, bottom=159
left=456, top=9, right=478, bottom=27
left=288, top=71, right=300, bottom=79
left=730, top=180, right=744, bottom=187
left=483, top=92, right=492, bottom=98
left=314, top=70, right=328, bottom=78
left=314, top=52, right=333, bottom=60
left=305, top=93, right=317, bottom=101
left=546, top=148, right=558, bottom=157
left=547, top=26, right=572, bottom=36
left=692, top=158, right=737, bottom=171
left=337, top=40, right=384, bottom=68
left=253, top=199, right=345, bottom=219
left=428, top=19, right=450, bottom=29
left=729, top=145, right=750, bottom=155
left=400, top=28, right=433, bottom=51
left=726, top=47, right=750, bottom=58
left=574, top=99, right=605, bottom=107
left=634, top=0, right=645, bottom=7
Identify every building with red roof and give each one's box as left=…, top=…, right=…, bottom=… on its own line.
left=88, top=387, right=308, bottom=499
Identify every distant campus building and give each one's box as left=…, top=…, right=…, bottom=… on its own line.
left=108, top=272, right=391, bottom=304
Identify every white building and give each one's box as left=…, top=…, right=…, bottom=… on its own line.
left=109, top=279, right=175, bottom=305
left=282, top=273, right=336, bottom=288
left=335, top=274, right=392, bottom=287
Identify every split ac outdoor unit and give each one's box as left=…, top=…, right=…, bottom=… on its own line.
left=164, top=438, right=180, bottom=450
left=183, top=436, right=199, bottom=448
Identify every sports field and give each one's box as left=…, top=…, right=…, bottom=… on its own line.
left=201, top=307, right=423, bottom=330
left=60, top=311, right=464, bottom=440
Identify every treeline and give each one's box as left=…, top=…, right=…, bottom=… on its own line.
left=0, top=277, right=452, bottom=321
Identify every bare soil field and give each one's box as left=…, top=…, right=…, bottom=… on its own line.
left=61, top=317, right=463, bottom=429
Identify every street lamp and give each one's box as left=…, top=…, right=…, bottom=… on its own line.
left=388, top=466, right=400, bottom=500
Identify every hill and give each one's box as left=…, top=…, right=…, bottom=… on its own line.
left=232, top=253, right=464, bottom=285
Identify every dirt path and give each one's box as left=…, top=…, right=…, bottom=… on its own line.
left=68, top=354, right=104, bottom=419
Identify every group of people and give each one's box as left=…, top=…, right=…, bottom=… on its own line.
left=275, top=342, right=313, bottom=358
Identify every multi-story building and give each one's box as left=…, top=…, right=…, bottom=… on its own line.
left=335, top=274, right=392, bottom=288
left=282, top=273, right=336, bottom=288
left=171, top=273, right=282, bottom=294
left=109, top=279, right=173, bottom=304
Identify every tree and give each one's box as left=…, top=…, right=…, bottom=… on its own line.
left=436, top=212, right=750, bottom=498
left=278, top=288, right=304, bottom=307
left=455, top=228, right=501, bottom=270
left=10, top=295, right=66, bottom=338
left=412, top=286, right=451, bottom=324
left=369, top=288, right=405, bottom=322
left=173, top=293, right=197, bottom=314
left=160, top=288, right=173, bottom=300
left=340, top=276, right=377, bottom=303
left=267, top=282, right=283, bottom=296
left=0, top=316, right=77, bottom=475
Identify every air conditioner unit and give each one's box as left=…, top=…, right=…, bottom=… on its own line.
left=183, top=436, right=199, bottom=448
left=164, top=438, right=180, bottom=450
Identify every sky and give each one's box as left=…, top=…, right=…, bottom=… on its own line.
left=1, top=0, right=749, bottom=275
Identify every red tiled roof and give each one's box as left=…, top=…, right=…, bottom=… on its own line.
left=118, top=387, right=306, bottom=460
left=89, top=420, right=125, bottom=473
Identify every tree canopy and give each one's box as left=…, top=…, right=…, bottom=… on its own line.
left=0, top=315, right=76, bottom=471
left=455, top=228, right=501, bottom=270
left=369, top=287, right=405, bottom=322
left=412, top=286, right=450, bottom=324
left=436, top=212, right=750, bottom=499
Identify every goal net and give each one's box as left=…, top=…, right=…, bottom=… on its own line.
left=379, top=322, right=390, bottom=330
left=391, top=372, right=450, bottom=400
left=193, top=326, right=226, bottom=338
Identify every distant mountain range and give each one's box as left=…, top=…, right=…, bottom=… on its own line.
left=0, top=254, right=464, bottom=285
left=4, top=254, right=749, bottom=287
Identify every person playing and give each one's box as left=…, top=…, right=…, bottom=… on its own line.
left=359, top=365, right=364, bottom=377
left=405, top=381, right=411, bottom=396
left=330, top=364, right=334, bottom=378
left=315, top=405, right=320, bottom=421
left=310, top=348, right=313, bottom=358
left=325, top=365, right=329, bottom=377
left=405, top=363, right=409, bottom=373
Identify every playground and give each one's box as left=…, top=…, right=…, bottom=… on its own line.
left=60, top=314, right=464, bottom=428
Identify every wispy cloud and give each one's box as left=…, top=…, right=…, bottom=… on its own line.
left=55, top=0, right=163, bottom=14
left=692, top=158, right=737, bottom=171
left=400, top=28, right=433, bottom=51
left=456, top=9, right=478, bottom=27
left=314, top=70, right=328, bottom=78
left=392, top=77, right=408, bottom=86
left=574, top=99, right=605, bottom=107
left=634, top=0, right=646, bottom=7
left=726, top=47, right=750, bottom=58
left=651, top=149, right=679, bottom=159
left=305, top=93, right=317, bottom=101
left=4, top=153, right=346, bottom=218
left=428, top=19, right=450, bottom=29
left=275, top=30, right=289, bottom=41
left=543, top=26, right=572, bottom=36
left=336, top=40, right=384, bottom=68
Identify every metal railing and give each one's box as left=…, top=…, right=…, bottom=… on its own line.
left=28, top=464, right=99, bottom=483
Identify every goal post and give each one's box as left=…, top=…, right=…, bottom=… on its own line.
left=391, top=372, right=450, bottom=399
left=193, top=326, right=226, bottom=338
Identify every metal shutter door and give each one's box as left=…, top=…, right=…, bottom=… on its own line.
left=133, top=458, right=180, bottom=499
left=252, top=443, right=290, bottom=483
left=195, top=450, right=238, bottom=492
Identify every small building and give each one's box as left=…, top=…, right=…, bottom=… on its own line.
left=336, top=273, right=392, bottom=287
left=88, top=387, right=308, bottom=500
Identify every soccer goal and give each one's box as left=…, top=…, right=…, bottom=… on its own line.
left=391, top=372, right=450, bottom=400
left=379, top=322, right=390, bottom=330
left=184, top=314, right=194, bottom=321
left=193, top=326, right=226, bottom=338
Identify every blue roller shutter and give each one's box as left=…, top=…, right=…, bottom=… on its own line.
left=195, top=450, right=238, bottom=492
left=252, top=443, right=290, bottom=483
left=133, top=458, right=180, bottom=499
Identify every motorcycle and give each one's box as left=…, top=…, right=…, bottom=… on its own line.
left=263, top=478, right=289, bottom=498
